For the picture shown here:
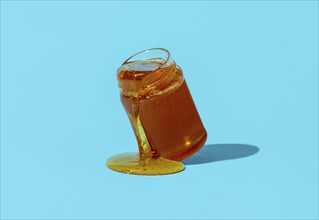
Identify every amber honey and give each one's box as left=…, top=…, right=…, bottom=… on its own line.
left=106, top=48, right=207, bottom=175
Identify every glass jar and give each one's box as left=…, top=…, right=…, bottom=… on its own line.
left=107, top=48, right=207, bottom=175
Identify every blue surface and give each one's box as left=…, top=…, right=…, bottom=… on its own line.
left=1, top=1, right=318, bottom=219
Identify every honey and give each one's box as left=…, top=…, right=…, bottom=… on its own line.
left=106, top=48, right=207, bottom=175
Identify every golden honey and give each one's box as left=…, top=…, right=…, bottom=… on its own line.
left=107, top=48, right=207, bottom=175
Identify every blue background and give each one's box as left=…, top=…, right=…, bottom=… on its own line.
left=1, top=1, right=318, bottom=219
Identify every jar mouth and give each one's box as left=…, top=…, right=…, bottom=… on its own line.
left=121, top=48, right=171, bottom=70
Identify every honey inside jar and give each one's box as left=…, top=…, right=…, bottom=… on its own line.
left=106, top=48, right=207, bottom=175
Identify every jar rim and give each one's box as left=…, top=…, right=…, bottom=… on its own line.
left=122, top=48, right=171, bottom=69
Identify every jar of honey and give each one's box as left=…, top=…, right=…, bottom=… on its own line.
left=107, top=48, right=207, bottom=175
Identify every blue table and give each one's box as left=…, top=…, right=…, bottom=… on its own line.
left=1, top=1, right=318, bottom=219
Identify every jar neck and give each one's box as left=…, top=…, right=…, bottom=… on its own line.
left=117, top=58, right=179, bottom=99
left=117, top=48, right=181, bottom=99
